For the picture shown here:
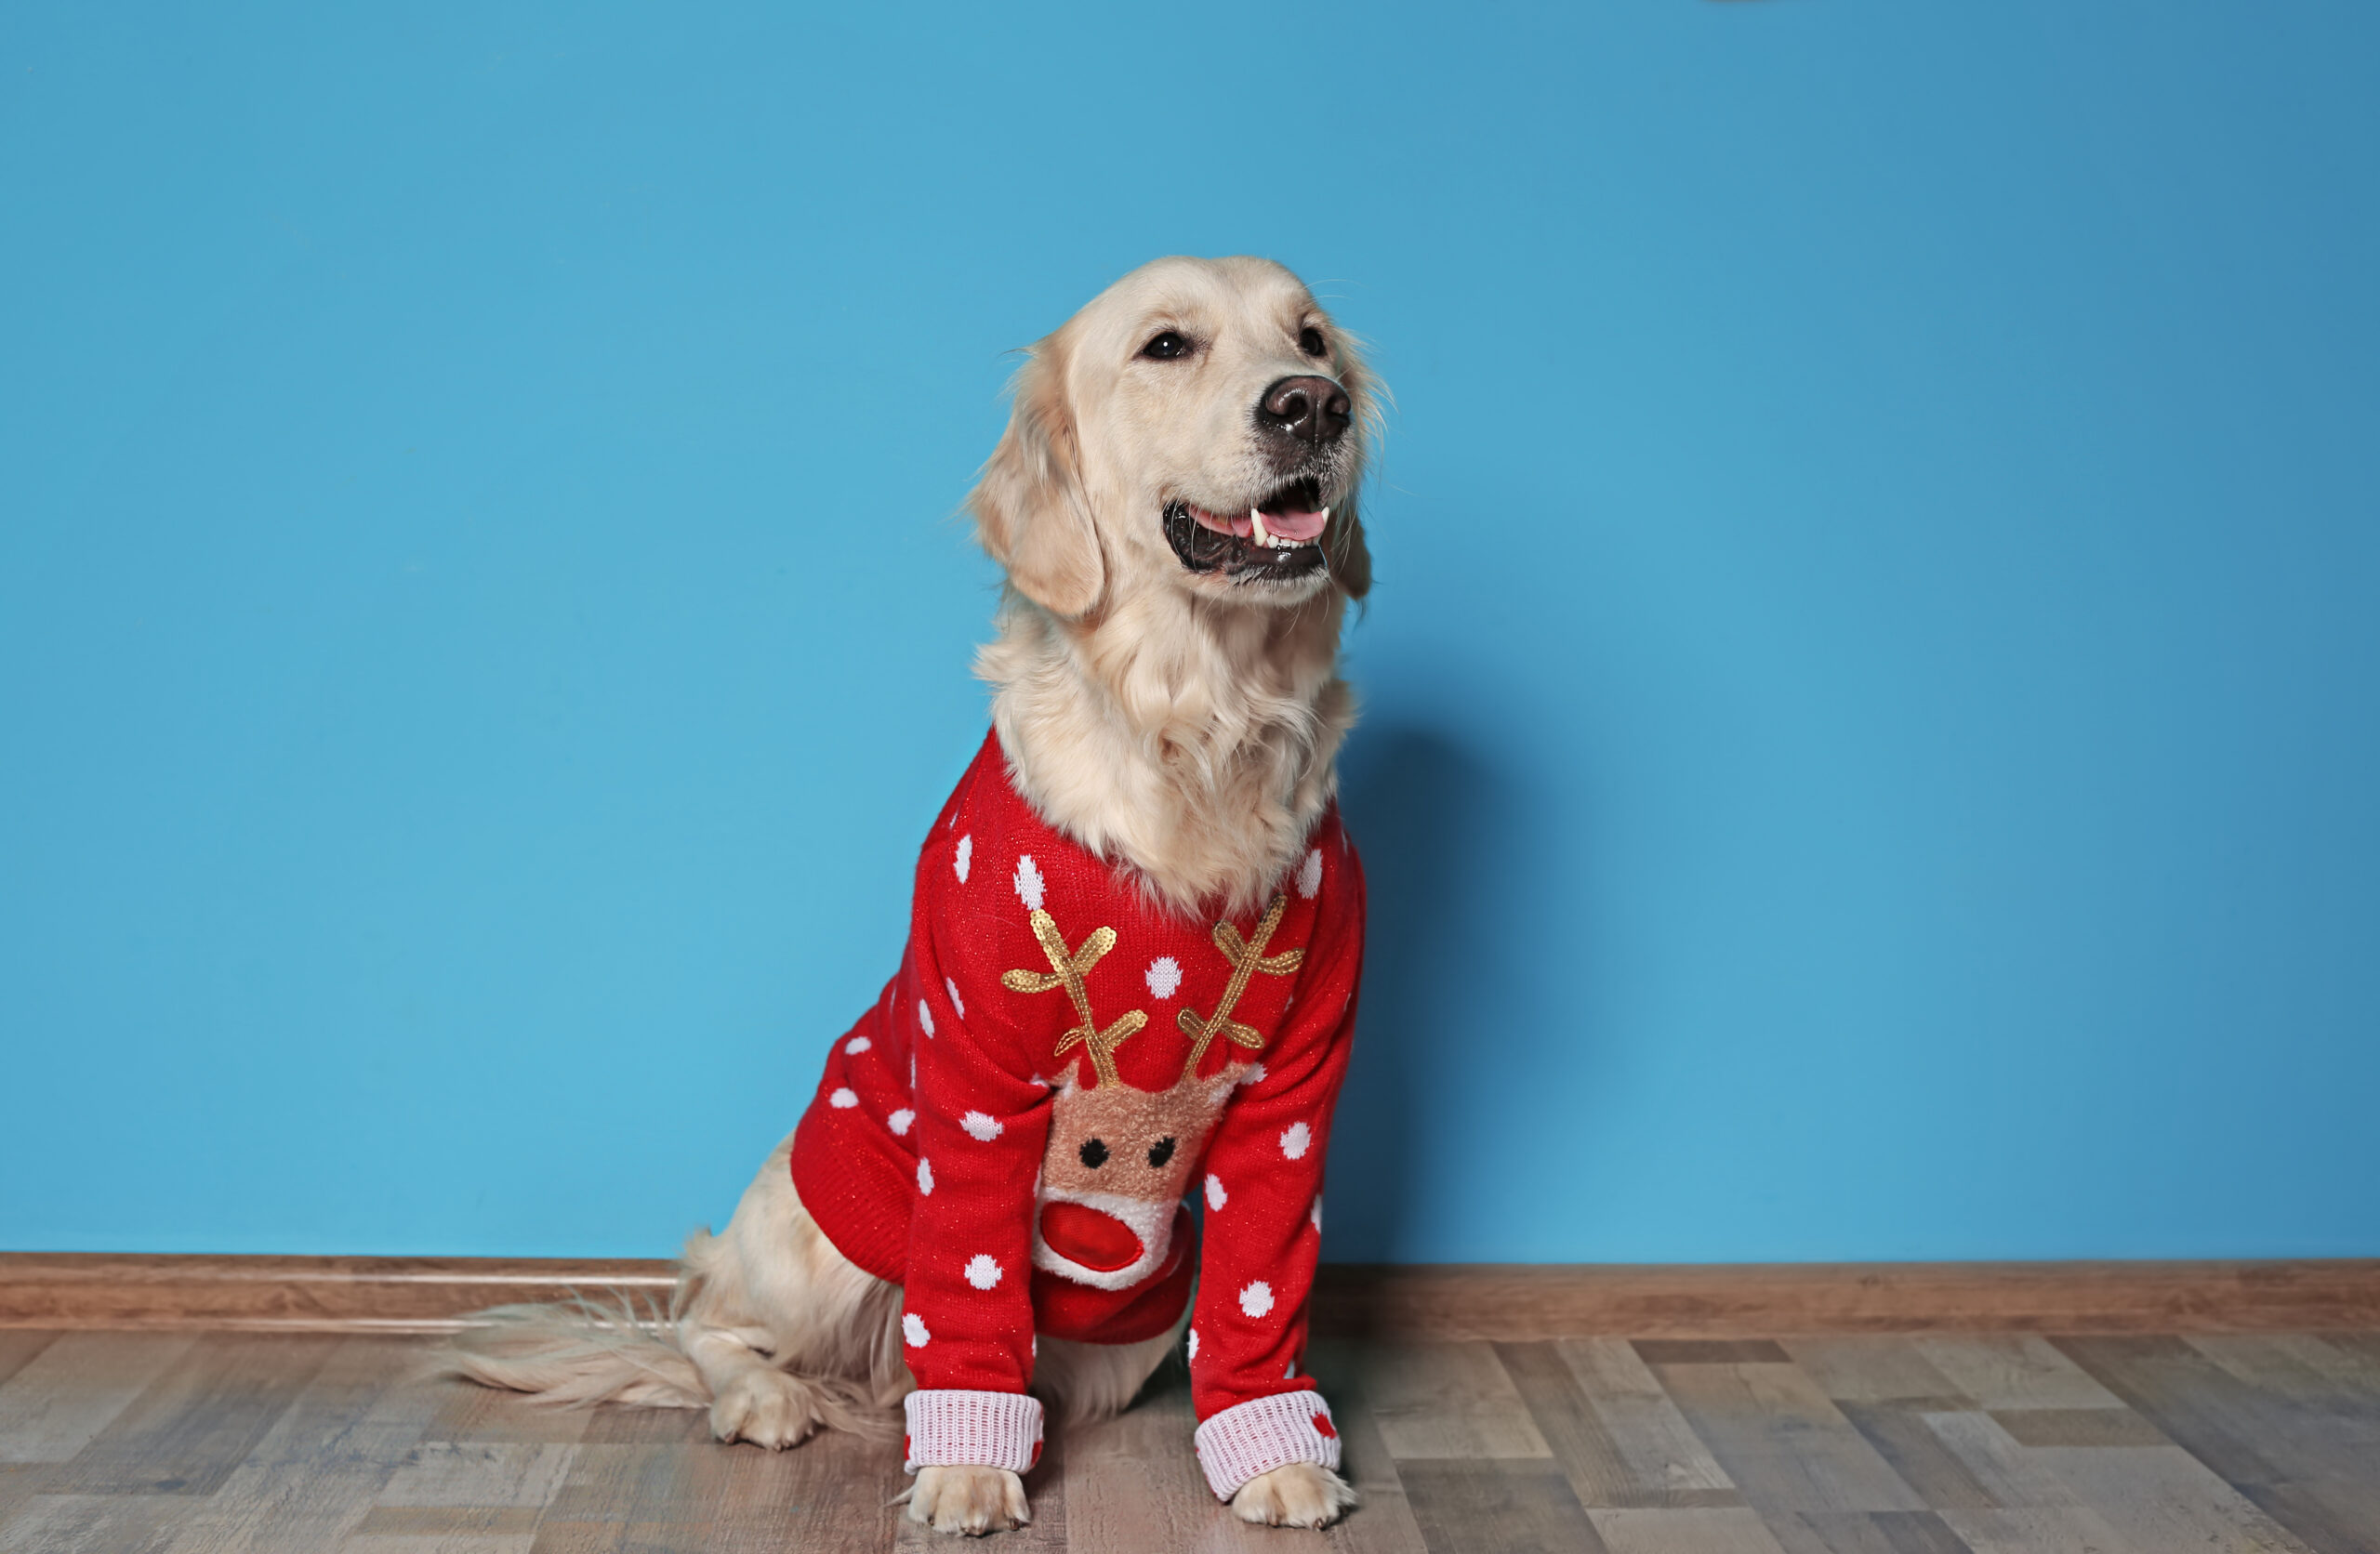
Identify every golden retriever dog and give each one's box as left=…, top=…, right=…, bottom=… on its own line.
left=445, top=255, right=1377, bottom=1535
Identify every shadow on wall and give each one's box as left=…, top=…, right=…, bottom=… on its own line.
left=1324, top=721, right=1509, bottom=1266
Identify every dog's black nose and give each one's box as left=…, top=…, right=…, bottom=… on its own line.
left=1256, top=375, right=1352, bottom=445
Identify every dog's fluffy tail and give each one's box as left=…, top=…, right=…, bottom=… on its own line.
left=436, top=1284, right=895, bottom=1440
left=439, top=1289, right=709, bottom=1410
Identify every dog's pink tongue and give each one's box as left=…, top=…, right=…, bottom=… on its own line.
left=1260, top=507, right=1329, bottom=543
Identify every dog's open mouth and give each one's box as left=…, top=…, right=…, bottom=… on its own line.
left=1163, top=478, right=1330, bottom=581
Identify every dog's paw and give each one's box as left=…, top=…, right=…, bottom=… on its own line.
left=907, top=1465, right=1030, bottom=1536
left=708, top=1368, right=817, bottom=1450
left=1231, top=1462, right=1357, bottom=1529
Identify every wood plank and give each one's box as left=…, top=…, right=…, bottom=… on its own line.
left=2051, top=1335, right=2304, bottom=1484
left=1643, top=1362, right=1927, bottom=1514
left=374, top=1442, right=579, bottom=1508
left=421, top=1380, right=601, bottom=1447
left=1830, top=1405, right=1996, bottom=1510
left=1064, top=1376, right=1275, bottom=1553
left=541, top=1423, right=876, bottom=1552
left=60, top=1335, right=336, bottom=1497
left=1589, top=1508, right=1787, bottom=1553
left=0, top=1333, right=197, bottom=1464
left=1498, top=1340, right=1739, bottom=1509
left=1364, top=1342, right=1551, bottom=1460
left=0, top=1494, right=190, bottom=1554
left=2234, top=1478, right=2380, bottom=1554
left=1781, top=1339, right=1969, bottom=1405
left=1396, top=1457, right=1608, bottom=1554
left=1916, top=1412, right=2085, bottom=1508
left=1763, top=1510, right=1976, bottom=1554
left=1496, top=1341, right=1655, bottom=1508
left=1986, top=1409, right=2167, bottom=1448
left=1557, top=1338, right=1739, bottom=1503
left=340, top=1532, right=537, bottom=1554
left=1908, top=1337, right=2124, bottom=1411
left=10, top=1255, right=2379, bottom=1338
left=1302, top=1337, right=1433, bottom=1554
left=2027, top=1443, right=2322, bottom=1554
left=2055, top=1332, right=2380, bottom=1554
left=1633, top=1341, right=1793, bottom=1366
left=162, top=1337, right=447, bottom=1554
left=1935, top=1507, right=2144, bottom=1554
left=0, top=1337, right=54, bottom=1393
left=0, top=1464, right=46, bottom=1524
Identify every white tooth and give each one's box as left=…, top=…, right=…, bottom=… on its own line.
left=1250, top=509, right=1271, bottom=547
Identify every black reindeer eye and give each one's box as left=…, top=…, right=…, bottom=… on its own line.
left=1079, top=1138, right=1109, bottom=1168
left=1298, top=325, right=1327, bottom=357
left=1140, top=330, right=1190, bottom=361
left=1147, top=1137, right=1176, bottom=1168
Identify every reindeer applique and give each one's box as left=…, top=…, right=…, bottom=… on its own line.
left=1002, top=897, right=1304, bottom=1290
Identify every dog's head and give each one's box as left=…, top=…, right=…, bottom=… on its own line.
left=971, top=256, right=1377, bottom=618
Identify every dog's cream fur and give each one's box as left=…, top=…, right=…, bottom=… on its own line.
left=444, top=257, right=1374, bottom=1535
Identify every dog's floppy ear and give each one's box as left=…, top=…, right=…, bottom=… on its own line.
left=1326, top=499, right=1372, bottom=600
left=971, top=339, right=1104, bottom=618
left=1325, top=332, right=1380, bottom=600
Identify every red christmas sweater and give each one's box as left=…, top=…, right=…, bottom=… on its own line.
left=788, top=731, right=1364, bottom=1498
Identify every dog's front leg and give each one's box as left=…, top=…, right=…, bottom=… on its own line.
left=907, top=1465, right=1030, bottom=1535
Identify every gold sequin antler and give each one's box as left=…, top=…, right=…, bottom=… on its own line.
left=1000, top=910, right=1147, bottom=1087
left=1178, top=894, right=1304, bottom=1081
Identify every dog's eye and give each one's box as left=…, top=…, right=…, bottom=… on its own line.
left=1140, top=331, right=1190, bottom=361
left=1298, top=325, right=1327, bottom=358
left=1079, top=1138, right=1109, bottom=1168
left=1147, top=1137, right=1176, bottom=1168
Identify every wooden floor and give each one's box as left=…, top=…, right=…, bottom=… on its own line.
left=1, top=1328, right=2375, bottom=1553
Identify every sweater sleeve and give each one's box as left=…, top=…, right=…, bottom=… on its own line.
left=892, top=840, right=1059, bottom=1473
left=1185, top=843, right=1365, bottom=1499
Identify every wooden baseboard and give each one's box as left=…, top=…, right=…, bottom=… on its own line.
left=1309, top=1259, right=2380, bottom=1338
left=4, top=1253, right=2373, bottom=1337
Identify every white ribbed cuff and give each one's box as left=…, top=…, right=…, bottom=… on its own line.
left=1193, top=1390, right=1342, bottom=1500
left=902, top=1389, right=1045, bottom=1474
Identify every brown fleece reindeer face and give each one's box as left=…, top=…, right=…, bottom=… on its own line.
left=1032, top=1063, right=1248, bottom=1290
left=1006, top=894, right=1307, bottom=1291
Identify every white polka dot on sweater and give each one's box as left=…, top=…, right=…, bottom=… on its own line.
left=1205, top=1173, right=1227, bottom=1211
left=1296, top=846, right=1324, bottom=899
left=1238, top=1062, right=1266, bottom=1087
left=1280, top=1121, right=1311, bottom=1160
left=945, top=977, right=965, bottom=1018
left=1187, top=1328, right=1199, bottom=1361
left=1309, top=1194, right=1324, bottom=1232
left=1239, top=1282, right=1275, bottom=1319
left=1144, top=955, right=1182, bottom=999
left=889, top=1109, right=915, bottom=1136
left=961, top=1111, right=1002, bottom=1141
left=954, top=834, right=972, bottom=882
left=828, top=1087, right=859, bottom=1110
left=917, top=1157, right=934, bottom=1195
left=846, top=1036, right=871, bottom=1055
left=1013, top=854, right=1045, bottom=910
left=1286, top=1360, right=1298, bottom=1379
left=917, top=998, right=934, bottom=1038
left=904, top=1313, right=931, bottom=1348
left=965, top=1254, right=1002, bottom=1290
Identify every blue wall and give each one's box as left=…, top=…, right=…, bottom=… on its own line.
left=6, top=3, right=2375, bottom=1263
